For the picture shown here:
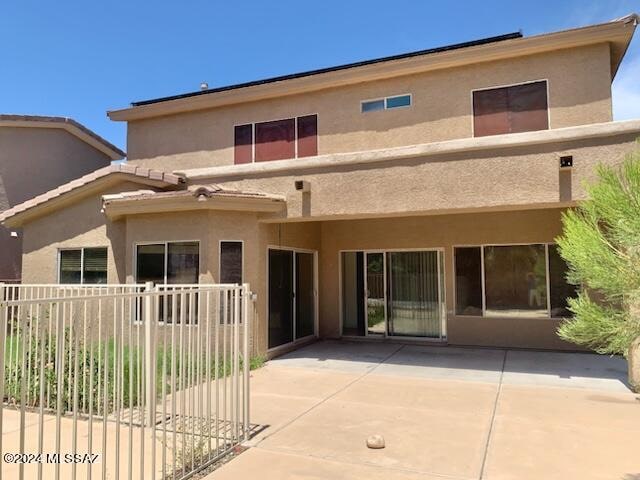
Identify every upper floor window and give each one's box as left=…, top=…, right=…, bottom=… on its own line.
left=361, top=94, right=412, bottom=113
left=234, top=114, right=318, bottom=164
left=472, top=80, right=548, bottom=137
left=59, top=247, right=107, bottom=284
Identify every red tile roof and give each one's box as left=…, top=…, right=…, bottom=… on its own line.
left=102, top=184, right=285, bottom=203
left=0, top=164, right=183, bottom=223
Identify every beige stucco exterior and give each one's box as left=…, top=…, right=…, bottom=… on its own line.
left=318, top=208, right=572, bottom=350
left=19, top=192, right=575, bottom=352
left=0, top=123, right=121, bottom=281
left=20, top=181, right=141, bottom=284
left=7, top=17, right=640, bottom=354
left=186, top=129, right=639, bottom=222
left=126, top=44, right=613, bottom=172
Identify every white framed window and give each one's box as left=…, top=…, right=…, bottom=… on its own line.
left=58, top=247, right=108, bottom=284
left=134, top=241, right=200, bottom=325
left=454, top=243, right=576, bottom=319
left=135, top=241, right=200, bottom=284
left=361, top=94, right=412, bottom=113
left=219, top=241, right=243, bottom=284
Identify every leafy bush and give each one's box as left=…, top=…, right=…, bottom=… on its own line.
left=4, top=324, right=264, bottom=414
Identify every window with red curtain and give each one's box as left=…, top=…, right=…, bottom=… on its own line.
left=234, top=124, right=253, bottom=164
left=234, top=115, right=318, bottom=164
left=255, top=118, right=296, bottom=162
left=473, top=81, right=548, bottom=137
left=297, top=115, right=318, bottom=157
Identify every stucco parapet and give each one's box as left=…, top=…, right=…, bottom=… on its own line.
left=180, top=120, right=640, bottom=181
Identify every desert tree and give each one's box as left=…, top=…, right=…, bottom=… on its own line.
left=556, top=145, right=640, bottom=387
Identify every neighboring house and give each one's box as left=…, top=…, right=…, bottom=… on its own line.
left=0, top=115, right=125, bottom=282
left=1, top=15, right=639, bottom=355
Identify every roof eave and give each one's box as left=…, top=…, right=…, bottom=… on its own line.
left=0, top=115, right=126, bottom=160
left=0, top=166, right=184, bottom=228
left=108, top=16, right=638, bottom=122
left=102, top=194, right=286, bottom=220
left=610, top=13, right=639, bottom=79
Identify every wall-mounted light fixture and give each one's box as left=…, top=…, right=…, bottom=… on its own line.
left=559, top=155, right=573, bottom=169
left=294, top=180, right=310, bottom=192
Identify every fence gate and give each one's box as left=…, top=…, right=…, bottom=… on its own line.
left=0, top=283, right=253, bottom=480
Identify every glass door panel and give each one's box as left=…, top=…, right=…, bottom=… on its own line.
left=365, top=252, right=385, bottom=336
left=386, top=251, right=442, bottom=338
left=341, top=252, right=365, bottom=336
left=295, top=252, right=315, bottom=339
left=268, top=249, right=294, bottom=349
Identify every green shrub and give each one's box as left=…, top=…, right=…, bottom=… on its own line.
left=4, top=324, right=264, bottom=414
left=556, top=146, right=640, bottom=355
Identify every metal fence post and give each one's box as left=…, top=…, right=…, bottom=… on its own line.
left=144, top=281, right=156, bottom=427
left=0, top=282, right=5, bottom=480
left=242, top=284, right=251, bottom=442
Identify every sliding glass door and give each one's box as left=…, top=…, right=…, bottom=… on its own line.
left=387, top=251, right=443, bottom=338
left=268, top=248, right=316, bottom=349
left=296, top=252, right=315, bottom=339
left=341, top=252, right=365, bottom=336
left=268, top=249, right=294, bottom=349
left=366, top=253, right=385, bottom=336
left=341, top=249, right=445, bottom=340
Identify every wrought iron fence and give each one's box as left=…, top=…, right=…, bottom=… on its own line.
left=0, top=282, right=252, bottom=480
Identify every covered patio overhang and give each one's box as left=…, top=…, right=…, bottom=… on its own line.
left=102, top=184, right=286, bottom=220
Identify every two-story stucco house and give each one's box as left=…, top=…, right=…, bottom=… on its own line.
left=0, top=115, right=125, bottom=282
left=1, top=15, right=639, bottom=356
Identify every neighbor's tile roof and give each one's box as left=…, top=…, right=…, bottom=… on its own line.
left=0, top=114, right=126, bottom=159
left=0, top=164, right=183, bottom=223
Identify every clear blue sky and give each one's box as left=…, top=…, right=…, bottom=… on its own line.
left=1, top=0, right=638, bottom=153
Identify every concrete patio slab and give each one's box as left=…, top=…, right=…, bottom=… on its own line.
left=206, top=341, right=640, bottom=480
left=492, top=384, right=640, bottom=437
left=502, top=350, right=630, bottom=391
left=372, top=344, right=506, bottom=383
left=483, top=385, right=640, bottom=480
left=1, top=409, right=172, bottom=480
left=267, top=341, right=402, bottom=374
left=8, top=341, right=634, bottom=480
left=247, top=364, right=361, bottom=442
left=333, top=374, right=497, bottom=416
left=250, top=363, right=359, bottom=399
left=211, top=447, right=450, bottom=480
left=257, top=390, right=491, bottom=479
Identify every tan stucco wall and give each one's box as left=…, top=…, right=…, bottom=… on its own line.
left=194, top=132, right=638, bottom=222
left=20, top=182, right=143, bottom=284
left=122, top=211, right=321, bottom=355
left=318, top=208, right=576, bottom=350
left=0, top=127, right=113, bottom=281
left=126, top=44, right=612, bottom=171
left=19, top=190, right=579, bottom=352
